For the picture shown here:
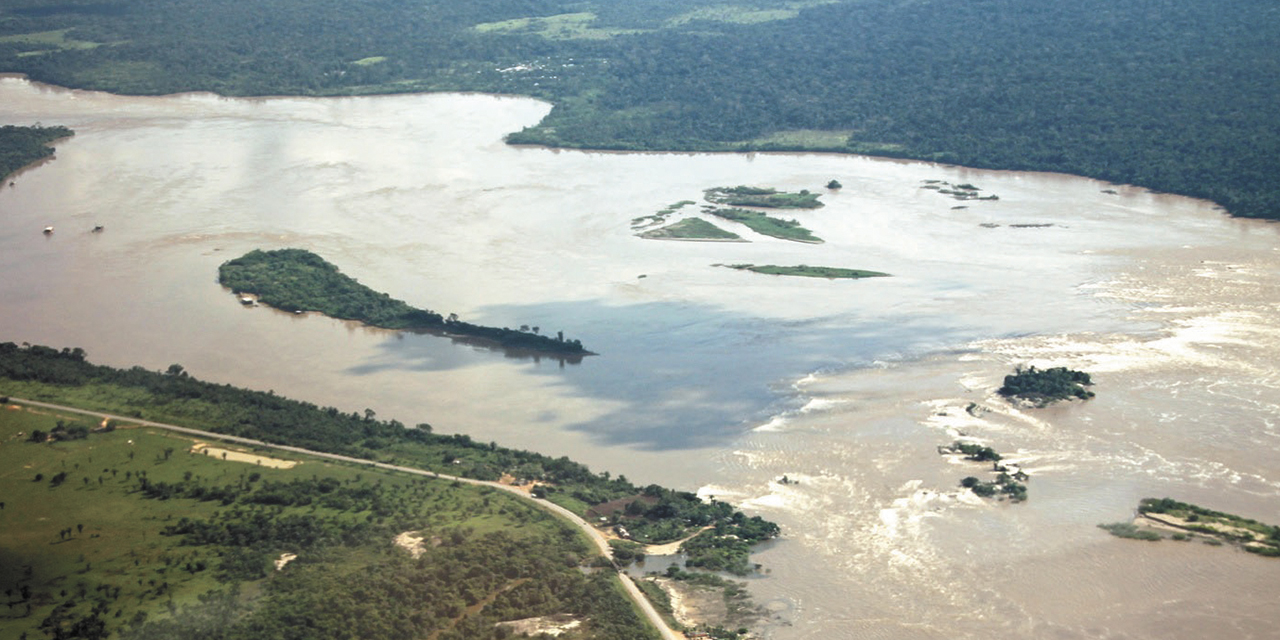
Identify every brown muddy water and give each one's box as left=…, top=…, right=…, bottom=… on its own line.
left=2, top=75, right=1278, bottom=639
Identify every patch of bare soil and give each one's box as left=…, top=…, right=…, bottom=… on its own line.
left=495, top=613, right=582, bottom=637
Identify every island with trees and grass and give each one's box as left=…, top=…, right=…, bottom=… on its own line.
left=719, top=264, right=889, bottom=279
left=1099, top=498, right=1280, bottom=557
left=997, top=365, right=1094, bottom=406
left=218, top=248, right=592, bottom=357
left=0, top=342, right=780, bottom=639
left=705, top=208, right=822, bottom=243
left=704, top=186, right=824, bottom=209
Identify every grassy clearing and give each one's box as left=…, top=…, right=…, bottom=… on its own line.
left=472, top=12, right=645, bottom=40
left=0, top=29, right=103, bottom=51
left=665, top=1, right=836, bottom=26
left=639, top=218, right=743, bottom=241
left=719, top=264, right=888, bottom=279
left=743, top=129, right=853, bottom=149
left=350, top=56, right=387, bottom=66
left=706, top=207, right=822, bottom=243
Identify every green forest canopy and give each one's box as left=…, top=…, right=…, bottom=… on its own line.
left=0, top=0, right=1277, bottom=219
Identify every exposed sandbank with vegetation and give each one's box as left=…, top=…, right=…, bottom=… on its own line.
left=1100, top=498, right=1280, bottom=557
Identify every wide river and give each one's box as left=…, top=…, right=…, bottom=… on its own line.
left=2, top=75, right=1278, bottom=639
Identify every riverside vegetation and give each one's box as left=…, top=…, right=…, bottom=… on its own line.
left=0, top=343, right=780, bottom=631
left=0, top=124, right=72, bottom=181
left=1099, top=498, right=1280, bottom=557
left=1, top=0, right=1277, bottom=220
left=0, top=402, right=658, bottom=640
left=218, top=249, right=591, bottom=356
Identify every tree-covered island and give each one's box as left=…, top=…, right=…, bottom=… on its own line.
left=218, top=248, right=592, bottom=357
left=997, top=365, right=1094, bottom=407
left=0, top=343, right=781, bottom=639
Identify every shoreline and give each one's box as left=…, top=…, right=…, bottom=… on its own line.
left=0, top=73, right=1248, bottom=222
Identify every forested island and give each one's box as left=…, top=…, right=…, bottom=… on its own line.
left=0, top=345, right=778, bottom=634
left=1100, top=498, right=1280, bottom=557
left=218, top=249, right=591, bottom=357
left=1, top=0, right=1277, bottom=219
left=0, top=124, right=72, bottom=180
left=997, top=366, right=1094, bottom=406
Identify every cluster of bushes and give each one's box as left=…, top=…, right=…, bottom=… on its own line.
left=960, top=474, right=1027, bottom=502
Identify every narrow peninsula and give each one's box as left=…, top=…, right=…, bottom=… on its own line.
left=218, top=248, right=592, bottom=356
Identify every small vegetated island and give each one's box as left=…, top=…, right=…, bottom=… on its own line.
left=1099, top=498, right=1280, bottom=557
left=703, top=186, right=824, bottom=209
left=997, top=365, right=1094, bottom=407
left=0, top=343, right=780, bottom=640
left=705, top=207, right=821, bottom=243
left=639, top=218, right=744, bottom=241
left=719, top=264, right=889, bottom=279
left=218, top=248, right=592, bottom=357
left=938, top=440, right=1028, bottom=502
left=637, top=185, right=825, bottom=243
left=0, top=124, right=73, bottom=181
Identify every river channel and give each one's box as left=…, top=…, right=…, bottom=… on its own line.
left=2, top=75, right=1277, bottom=639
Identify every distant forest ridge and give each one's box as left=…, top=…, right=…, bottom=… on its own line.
left=2, top=0, right=1278, bottom=219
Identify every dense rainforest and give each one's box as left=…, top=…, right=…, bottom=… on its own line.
left=0, top=0, right=1277, bottom=219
